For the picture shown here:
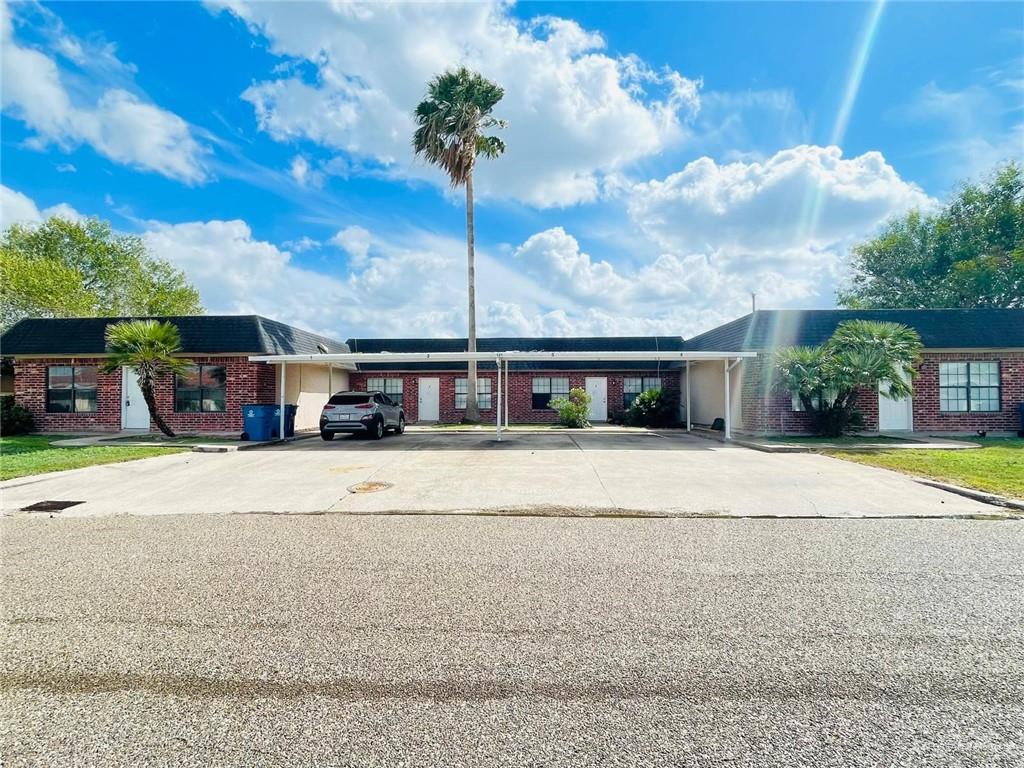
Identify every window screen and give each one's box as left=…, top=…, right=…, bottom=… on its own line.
left=939, top=362, right=999, bottom=413
left=175, top=365, right=227, bottom=412
left=46, top=366, right=97, bottom=413
left=455, top=378, right=492, bottom=410
left=623, top=377, right=661, bottom=408
left=532, top=377, right=569, bottom=409
left=367, top=377, right=404, bottom=407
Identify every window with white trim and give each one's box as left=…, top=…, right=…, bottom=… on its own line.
left=532, top=377, right=569, bottom=409
left=939, top=362, right=1000, bottom=412
left=367, top=377, right=403, bottom=407
left=455, top=377, right=492, bottom=410
left=623, top=377, right=662, bottom=408
left=46, top=366, right=97, bottom=413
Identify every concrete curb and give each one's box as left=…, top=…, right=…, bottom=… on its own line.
left=914, top=479, right=1024, bottom=513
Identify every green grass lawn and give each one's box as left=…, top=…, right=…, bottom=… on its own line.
left=0, top=435, right=187, bottom=481
left=829, top=438, right=1024, bottom=499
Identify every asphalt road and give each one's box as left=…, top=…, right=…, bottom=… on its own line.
left=2, top=514, right=1023, bottom=767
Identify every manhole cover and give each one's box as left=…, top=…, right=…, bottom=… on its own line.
left=21, top=500, right=84, bottom=512
left=347, top=481, right=393, bottom=494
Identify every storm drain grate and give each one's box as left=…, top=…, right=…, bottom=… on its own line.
left=21, top=500, right=85, bottom=513
left=347, top=481, right=393, bottom=494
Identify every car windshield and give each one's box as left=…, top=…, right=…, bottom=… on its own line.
left=328, top=394, right=373, bottom=405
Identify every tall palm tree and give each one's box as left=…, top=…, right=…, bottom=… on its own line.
left=413, top=67, right=506, bottom=422
left=102, top=319, right=192, bottom=437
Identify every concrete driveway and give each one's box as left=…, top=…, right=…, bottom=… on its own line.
left=0, top=431, right=1001, bottom=518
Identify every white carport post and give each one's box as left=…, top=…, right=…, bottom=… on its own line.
left=495, top=354, right=503, bottom=441
left=328, top=365, right=333, bottom=397
left=723, top=359, right=730, bottom=440
left=279, top=362, right=287, bottom=440
left=685, top=360, right=691, bottom=432
left=723, top=357, right=743, bottom=440
left=503, top=358, right=509, bottom=429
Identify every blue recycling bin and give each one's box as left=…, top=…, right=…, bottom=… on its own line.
left=270, top=404, right=298, bottom=438
left=241, top=404, right=276, bottom=441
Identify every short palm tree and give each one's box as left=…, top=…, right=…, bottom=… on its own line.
left=102, top=319, right=191, bottom=437
left=413, top=67, right=506, bottom=422
left=773, top=320, right=923, bottom=436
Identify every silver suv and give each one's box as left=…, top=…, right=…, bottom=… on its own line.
left=319, top=391, right=405, bottom=440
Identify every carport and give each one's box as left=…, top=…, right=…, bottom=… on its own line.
left=249, top=350, right=757, bottom=441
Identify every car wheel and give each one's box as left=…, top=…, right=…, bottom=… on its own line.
left=372, top=417, right=385, bottom=440
left=396, top=416, right=406, bottom=434
left=320, top=430, right=335, bottom=441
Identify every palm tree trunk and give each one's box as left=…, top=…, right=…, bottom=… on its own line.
left=140, top=373, right=175, bottom=437
left=463, top=170, right=480, bottom=423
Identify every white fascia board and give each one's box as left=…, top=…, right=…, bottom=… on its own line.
left=249, top=350, right=756, bottom=364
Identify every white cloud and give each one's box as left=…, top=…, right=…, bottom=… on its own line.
left=288, top=154, right=323, bottom=187
left=1, top=1, right=207, bottom=183
left=55, top=162, right=76, bottom=173
left=213, top=0, right=700, bottom=207
left=2, top=141, right=935, bottom=340
left=626, top=145, right=932, bottom=255
left=281, top=236, right=320, bottom=253
left=515, top=227, right=629, bottom=303
left=331, top=225, right=371, bottom=264
left=0, top=184, right=82, bottom=229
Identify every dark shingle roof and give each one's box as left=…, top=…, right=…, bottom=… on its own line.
left=684, top=309, right=1024, bottom=352
left=0, top=316, right=350, bottom=356
left=346, top=336, right=687, bottom=371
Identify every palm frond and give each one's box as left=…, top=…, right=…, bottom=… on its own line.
left=412, top=67, right=506, bottom=187
left=101, top=319, right=192, bottom=376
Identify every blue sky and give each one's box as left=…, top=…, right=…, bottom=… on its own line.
left=2, top=1, right=1022, bottom=338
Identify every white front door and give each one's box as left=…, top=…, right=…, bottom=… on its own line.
left=417, top=377, right=439, bottom=422
left=121, top=367, right=150, bottom=429
left=585, top=377, right=608, bottom=423
left=878, top=373, right=913, bottom=432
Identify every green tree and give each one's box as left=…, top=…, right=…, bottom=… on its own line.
left=773, top=320, right=923, bottom=437
left=0, top=216, right=203, bottom=330
left=413, top=67, right=506, bottom=422
left=102, top=320, right=192, bottom=437
left=839, top=163, right=1024, bottom=309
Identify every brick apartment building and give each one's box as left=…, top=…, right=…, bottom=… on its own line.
left=2, top=309, right=1021, bottom=436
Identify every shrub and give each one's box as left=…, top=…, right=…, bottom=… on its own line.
left=626, top=388, right=679, bottom=428
left=0, top=395, right=33, bottom=435
left=549, top=387, right=592, bottom=428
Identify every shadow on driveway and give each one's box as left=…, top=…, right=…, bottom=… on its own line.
left=269, top=431, right=723, bottom=452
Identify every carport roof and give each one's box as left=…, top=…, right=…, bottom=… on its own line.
left=345, top=336, right=689, bottom=371
left=685, top=309, right=1024, bottom=352
left=0, top=315, right=350, bottom=356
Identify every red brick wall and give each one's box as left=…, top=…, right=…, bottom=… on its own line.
left=14, top=358, right=122, bottom=432
left=351, top=370, right=681, bottom=424
left=740, top=351, right=1024, bottom=435
left=912, top=351, right=1024, bottom=432
left=14, top=357, right=277, bottom=433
